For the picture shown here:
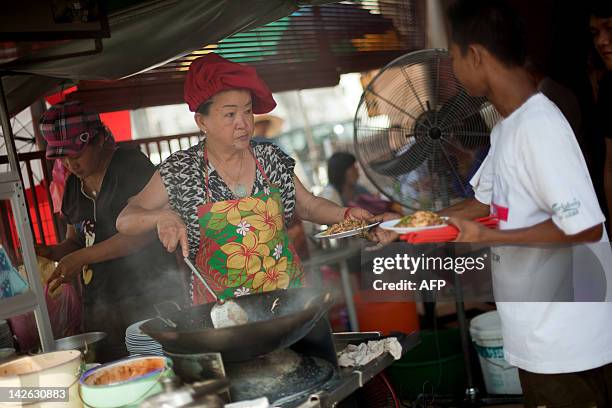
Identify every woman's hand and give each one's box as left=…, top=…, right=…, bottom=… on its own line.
left=368, top=212, right=402, bottom=247
left=157, top=210, right=189, bottom=257
left=345, top=207, right=375, bottom=221
left=48, top=250, right=89, bottom=293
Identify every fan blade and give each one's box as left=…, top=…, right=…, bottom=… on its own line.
left=370, top=139, right=432, bottom=177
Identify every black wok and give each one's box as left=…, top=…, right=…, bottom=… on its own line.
left=140, top=288, right=333, bottom=362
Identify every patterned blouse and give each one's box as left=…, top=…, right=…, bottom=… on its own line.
left=159, top=140, right=296, bottom=261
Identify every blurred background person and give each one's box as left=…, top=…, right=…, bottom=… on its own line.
left=589, top=1, right=612, bottom=224
left=320, top=152, right=393, bottom=215
left=252, top=114, right=284, bottom=147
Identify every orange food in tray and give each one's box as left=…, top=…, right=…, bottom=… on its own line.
left=84, top=358, right=165, bottom=386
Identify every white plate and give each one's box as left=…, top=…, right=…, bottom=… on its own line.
left=314, top=222, right=380, bottom=239
left=125, top=341, right=159, bottom=348
left=125, top=319, right=153, bottom=337
left=379, top=217, right=449, bottom=234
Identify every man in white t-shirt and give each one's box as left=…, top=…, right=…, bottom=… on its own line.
left=439, top=1, right=612, bottom=406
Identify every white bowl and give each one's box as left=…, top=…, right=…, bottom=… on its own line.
left=0, top=350, right=83, bottom=407
left=79, top=356, right=173, bottom=408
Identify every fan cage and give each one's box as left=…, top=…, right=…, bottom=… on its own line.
left=353, top=48, right=501, bottom=211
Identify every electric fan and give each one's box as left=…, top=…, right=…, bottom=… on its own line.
left=353, top=49, right=522, bottom=406
left=354, top=48, right=501, bottom=211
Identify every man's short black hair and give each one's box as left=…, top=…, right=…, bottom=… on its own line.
left=447, top=0, right=527, bottom=67
left=589, top=0, right=612, bottom=18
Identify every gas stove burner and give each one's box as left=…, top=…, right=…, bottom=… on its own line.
left=226, top=349, right=335, bottom=405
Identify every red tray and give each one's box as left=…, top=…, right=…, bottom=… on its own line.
left=399, top=216, right=498, bottom=243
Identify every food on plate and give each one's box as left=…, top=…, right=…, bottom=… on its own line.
left=324, top=219, right=367, bottom=235
left=84, top=357, right=165, bottom=385
left=396, top=211, right=444, bottom=228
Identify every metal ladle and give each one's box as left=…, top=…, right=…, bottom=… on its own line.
left=183, top=257, right=249, bottom=328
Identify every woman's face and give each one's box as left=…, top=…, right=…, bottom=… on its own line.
left=590, top=15, right=612, bottom=71
left=61, top=136, right=104, bottom=179
left=345, top=164, right=359, bottom=186
left=196, top=89, right=254, bottom=151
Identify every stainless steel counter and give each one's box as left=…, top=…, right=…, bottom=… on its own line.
left=290, top=331, right=420, bottom=408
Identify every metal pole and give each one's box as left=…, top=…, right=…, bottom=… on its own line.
left=340, top=260, right=359, bottom=331
left=425, top=0, right=448, bottom=49
left=0, top=81, right=20, bottom=174
left=453, top=264, right=479, bottom=402
left=0, top=77, right=55, bottom=352
left=296, top=90, right=321, bottom=186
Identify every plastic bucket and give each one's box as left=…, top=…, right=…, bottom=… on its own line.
left=387, top=329, right=465, bottom=400
left=469, top=311, right=522, bottom=395
left=353, top=292, right=419, bottom=335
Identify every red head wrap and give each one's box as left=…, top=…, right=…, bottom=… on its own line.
left=184, top=54, right=276, bottom=114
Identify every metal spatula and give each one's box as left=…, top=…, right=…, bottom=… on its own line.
left=183, top=257, right=249, bottom=328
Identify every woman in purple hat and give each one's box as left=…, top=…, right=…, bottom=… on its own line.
left=37, top=101, right=186, bottom=362
left=117, top=54, right=380, bottom=305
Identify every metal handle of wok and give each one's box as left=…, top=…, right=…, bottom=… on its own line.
left=154, top=301, right=182, bottom=328
left=190, top=378, right=230, bottom=398
left=183, top=257, right=219, bottom=301
left=308, top=292, right=334, bottom=322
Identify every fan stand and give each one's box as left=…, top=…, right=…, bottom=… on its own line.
left=417, top=247, right=523, bottom=407
left=418, top=178, right=521, bottom=407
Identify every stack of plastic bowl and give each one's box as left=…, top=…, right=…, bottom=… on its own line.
left=125, top=319, right=163, bottom=356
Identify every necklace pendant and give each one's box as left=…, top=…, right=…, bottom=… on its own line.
left=235, top=184, right=248, bottom=198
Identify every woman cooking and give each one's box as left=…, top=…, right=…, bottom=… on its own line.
left=36, top=101, right=185, bottom=361
left=116, top=54, right=378, bottom=304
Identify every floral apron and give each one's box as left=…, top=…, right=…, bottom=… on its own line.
left=193, top=148, right=303, bottom=305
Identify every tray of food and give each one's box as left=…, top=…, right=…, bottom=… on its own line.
left=379, top=211, right=448, bottom=234
left=314, top=219, right=380, bottom=239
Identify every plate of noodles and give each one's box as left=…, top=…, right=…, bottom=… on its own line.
left=380, top=211, right=448, bottom=234
left=314, top=219, right=380, bottom=239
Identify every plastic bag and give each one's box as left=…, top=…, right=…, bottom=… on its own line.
left=50, top=159, right=69, bottom=214
left=9, top=282, right=82, bottom=352
left=0, top=246, right=27, bottom=299
left=17, top=256, right=62, bottom=297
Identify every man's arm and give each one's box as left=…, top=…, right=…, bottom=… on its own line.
left=450, top=217, right=603, bottom=244
left=604, top=139, right=612, bottom=226
left=438, top=198, right=490, bottom=219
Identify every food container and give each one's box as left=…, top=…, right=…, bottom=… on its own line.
left=0, top=350, right=83, bottom=407
left=79, top=356, right=173, bottom=408
left=55, top=332, right=107, bottom=364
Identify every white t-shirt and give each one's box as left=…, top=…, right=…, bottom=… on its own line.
left=470, top=93, right=612, bottom=374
